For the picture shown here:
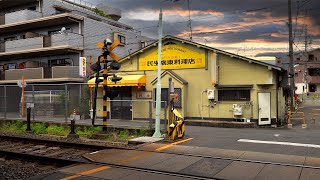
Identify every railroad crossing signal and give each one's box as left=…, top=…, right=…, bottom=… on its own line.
left=91, top=39, right=122, bottom=130
left=96, top=39, right=120, bottom=61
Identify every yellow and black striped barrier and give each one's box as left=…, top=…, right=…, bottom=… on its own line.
left=311, top=109, right=320, bottom=124
left=168, top=109, right=185, bottom=141
left=288, top=111, right=306, bottom=128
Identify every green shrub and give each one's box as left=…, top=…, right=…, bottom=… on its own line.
left=93, top=8, right=110, bottom=18
left=119, top=129, right=129, bottom=140
left=32, top=123, right=47, bottom=135
left=138, top=125, right=148, bottom=136
left=47, top=125, right=69, bottom=136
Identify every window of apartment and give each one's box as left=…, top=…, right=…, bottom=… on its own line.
left=27, top=6, right=37, bottom=11
left=4, top=36, right=17, bottom=41
left=154, top=88, right=182, bottom=108
left=296, top=58, right=300, bottom=61
left=48, top=28, right=71, bottom=35
left=218, top=89, right=251, bottom=101
left=48, top=59, right=71, bottom=67
left=308, top=68, right=320, bottom=76
left=117, top=34, right=126, bottom=45
left=309, top=54, right=315, bottom=61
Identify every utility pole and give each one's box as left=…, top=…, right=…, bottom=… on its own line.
left=304, top=25, right=308, bottom=94
left=288, top=0, right=295, bottom=111
left=153, top=7, right=163, bottom=138
left=187, top=0, right=193, bottom=41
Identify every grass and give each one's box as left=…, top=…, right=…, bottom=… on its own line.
left=0, top=121, right=150, bottom=142
left=47, top=125, right=69, bottom=136
left=75, top=126, right=102, bottom=138
left=104, top=127, right=151, bottom=142
left=32, top=122, right=47, bottom=135
left=0, top=120, right=26, bottom=133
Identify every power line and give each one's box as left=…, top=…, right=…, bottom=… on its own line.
left=187, top=0, right=193, bottom=41
left=192, top=8, right=320, bottom=36
left=134, top=0, right=306, bottom=31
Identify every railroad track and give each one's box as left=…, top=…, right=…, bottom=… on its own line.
left=0, top=135, right=215, bottom=180
left=0, top=134, right=114, bottom=165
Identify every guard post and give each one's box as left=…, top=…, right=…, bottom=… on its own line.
left=68, top=109, right=79, bottom=139
left=26, top=103, right=34, bottom=133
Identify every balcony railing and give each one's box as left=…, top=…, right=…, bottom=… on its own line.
left=0, top=42, right=4, bottom=52
left=5, top=9, right=42, bottom=24
left=3, top=33, right=83, bottom=53
left=0, top=15, right=4, bottom=25
left=5, top=67, right=44, bottom=80
left=5, top=37, right=43, bottom=52
left=310, top=76, right=320, bottom=84
left=3, top=66, right=80, bottom=81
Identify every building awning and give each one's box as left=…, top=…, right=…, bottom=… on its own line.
left=88, top=75, right=146, bottom=87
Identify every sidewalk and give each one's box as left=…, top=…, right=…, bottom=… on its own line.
left=33, top=142, right=320, bottom=180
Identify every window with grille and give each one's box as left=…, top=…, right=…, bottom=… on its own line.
left=218, top=89, right=250, bottom=101
left=118, top=34, right=126, bottom=45
left=154, top=88, right=182, bottom=108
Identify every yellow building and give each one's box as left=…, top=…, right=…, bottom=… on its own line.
left=89, top=36, right=287, bottom=126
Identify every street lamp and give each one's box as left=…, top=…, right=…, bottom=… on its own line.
left=153, top=0, right=182, bottom=138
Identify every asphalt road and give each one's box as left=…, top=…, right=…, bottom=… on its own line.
left=184, top=126, right=320, bottom=157
left=184, top=103, right=320, bottom=158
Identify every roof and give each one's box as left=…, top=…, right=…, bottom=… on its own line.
left=120, top=35, right=284, bottom=71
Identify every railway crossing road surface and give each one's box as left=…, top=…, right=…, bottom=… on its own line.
left=30, top=138, right=320, bottom=180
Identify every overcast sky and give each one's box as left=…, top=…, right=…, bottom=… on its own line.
left=92, top=0, right=320, bottom=60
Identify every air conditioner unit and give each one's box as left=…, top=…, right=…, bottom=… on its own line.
left=233, top=105, right=243, bottom=116
left=207, top=90, right=215, bottom=100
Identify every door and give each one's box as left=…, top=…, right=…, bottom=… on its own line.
left=258, top=93, right=271, bottom=125
left=111, top=87, right=132, bottom=120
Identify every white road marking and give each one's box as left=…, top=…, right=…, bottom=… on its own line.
left=238, top=139, right=320, bottom=148
left=274, top=134, right=280, bottom=137
left=90, top=150, right=100, bottom=154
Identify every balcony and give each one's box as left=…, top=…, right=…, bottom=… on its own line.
left=0, top=33, right=84, bottom=59
left=0, top=13, right=83, bottom=34
left=5, top=10, right=42, bottom=25
left=1, top=66, right=83, bottom=83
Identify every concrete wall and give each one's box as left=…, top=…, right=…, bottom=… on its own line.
left=5, top=37, right=43, bottom=52
left=82, top=17, right=152, bottom=71
left=5, top=9, right=42, bottom=24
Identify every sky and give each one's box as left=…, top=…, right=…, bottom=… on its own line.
left=92, top=0, right=320, bottom=60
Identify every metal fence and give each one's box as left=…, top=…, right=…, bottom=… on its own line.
left=0, top=83, right=167, bottom=130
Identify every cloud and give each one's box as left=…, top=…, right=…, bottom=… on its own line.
left=91, top=0, right=320, bottom=59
